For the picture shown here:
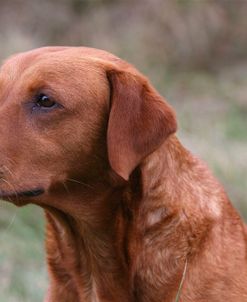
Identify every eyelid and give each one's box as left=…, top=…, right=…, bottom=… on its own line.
left=34, top=90, right=54, bottom=102
left=32, top=102, right=60, bottom=113
left=25, top=92, right=64, bottom=114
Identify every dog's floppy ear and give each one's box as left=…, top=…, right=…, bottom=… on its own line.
left=107, top=70, right=177, bottom=181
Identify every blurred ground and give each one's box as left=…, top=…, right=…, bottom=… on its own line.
left=0, top=0, right=246, bottom=301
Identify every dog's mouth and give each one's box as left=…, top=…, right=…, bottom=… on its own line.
left=0, top=188, right=45, bottom=201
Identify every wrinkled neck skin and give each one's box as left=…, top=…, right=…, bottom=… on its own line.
left=44, top=135, right=225, bottom=302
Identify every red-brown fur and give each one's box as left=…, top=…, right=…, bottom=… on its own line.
left=0, top=47, right=246, bottom=302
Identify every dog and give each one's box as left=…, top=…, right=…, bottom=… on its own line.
left=0, top=47, right=246, bottom=302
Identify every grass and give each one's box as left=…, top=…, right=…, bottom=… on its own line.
left=0, top=203, right=47, bottom=302
left=0, top=64, right=246, bottom=300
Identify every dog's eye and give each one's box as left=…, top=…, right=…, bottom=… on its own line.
left=36, top=94, right=56, bottom=108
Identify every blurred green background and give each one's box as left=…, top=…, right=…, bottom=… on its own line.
left=0, top=0, right=246, bottom=301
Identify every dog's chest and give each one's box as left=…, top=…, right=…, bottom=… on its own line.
left=91, top=279, right=100, bottom=302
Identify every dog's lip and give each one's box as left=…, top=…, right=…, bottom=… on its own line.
left=0, top=188, right=45, bottom=199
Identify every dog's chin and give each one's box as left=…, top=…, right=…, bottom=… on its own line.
left=0, top=188, right=45, bottom=206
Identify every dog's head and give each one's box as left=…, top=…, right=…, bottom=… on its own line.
left=0, top=47, right=177, bottom=206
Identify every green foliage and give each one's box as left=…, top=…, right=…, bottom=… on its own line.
left=225, top=107, right=247, bottom=142
left=0, top=204, right=47, bottom=302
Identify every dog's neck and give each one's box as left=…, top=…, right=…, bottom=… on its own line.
left=45, top=180, right=132, bottom=301
left=44, top=135, right=220, bottom=301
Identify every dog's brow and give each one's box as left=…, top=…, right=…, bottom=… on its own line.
left=1, top=59, right=24, bottom=83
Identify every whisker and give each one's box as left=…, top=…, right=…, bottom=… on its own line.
left=62, top=181, right=71, bottom=196
left=2, top=165, right=15, bottom=179
left=4, top=158, right=18, bottom=167
left=2, top=211, right=18, bottom=234
left=66, top=178, right=94, bottom=189
left=1, top=178, right=19, bottom=202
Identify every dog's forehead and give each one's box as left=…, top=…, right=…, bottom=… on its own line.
left=2, top=48, right=71, bottom=77
left=0, top=48, right=133, bottom=90
left=0, top=47, right=134, bottom=108
left=2, top=46, right=123, bottom=68
left=0, top=48, right=112, bottom=95
left=0, top=47, right=117, bottom=109
left=2, top=47, right=63, bottom=69
left=0, top=48, right=66, bottom=87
